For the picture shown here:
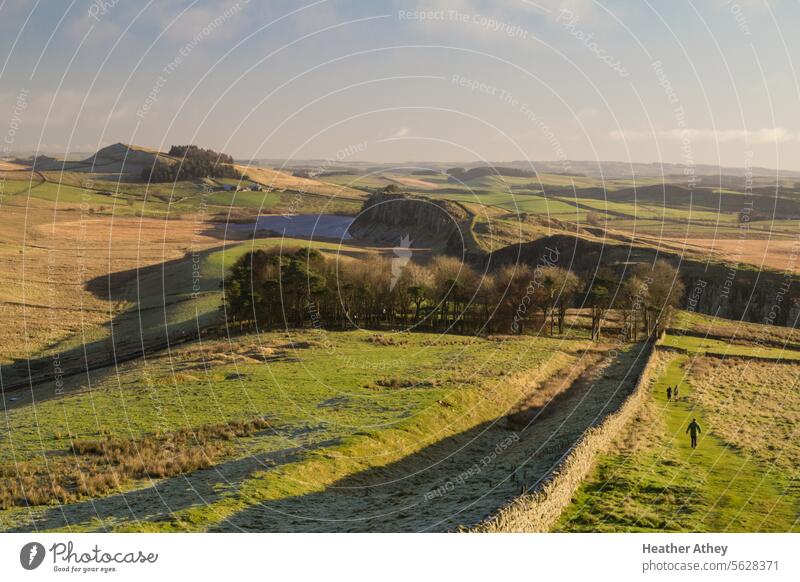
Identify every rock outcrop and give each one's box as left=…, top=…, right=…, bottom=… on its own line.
left=488, top=233, right=800, bottom=327
left=349, top=191, right=479, bottom=256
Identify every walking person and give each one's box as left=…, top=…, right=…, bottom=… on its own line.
left=686, top=418, right=702, bottom=448
left=666, top=386, right=672, bottom=401
left=673, top=385, right=679, bottom=401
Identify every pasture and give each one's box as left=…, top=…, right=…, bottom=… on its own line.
left=557, top=342, right=800, bottom=531
left=3, top=157, right=799, bottom=534
left=0, top=331, right=587, bottom=531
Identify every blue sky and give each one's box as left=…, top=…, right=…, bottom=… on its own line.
left=1, top=0, right=799, bottom=169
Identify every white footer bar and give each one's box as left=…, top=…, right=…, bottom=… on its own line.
left=1, top=533, right=797, bottom=581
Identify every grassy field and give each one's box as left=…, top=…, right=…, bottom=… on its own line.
left=562, top=196, right=740, bottom=225
left=3, top=159, right=799, bottom=534
left=672, top=311, right=800, bottom=348
left=661, top=333, right=800, bottom=360
left=0, top=331, right=587, bottom=532
left=1, top=174, right=363, bottom=218
left=0, top=196, right=231, bottom=364
left=0, top=169, right=363, bottom=366
left=689, top=356, right=800, bottom=478
left=425, top=190, right=585, bottom=219
left=556, top=349, right=799, bottom=532
left=0, top=232, right=379, bottom=395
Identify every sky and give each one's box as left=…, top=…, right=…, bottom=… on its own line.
left=1, top=0, right=799, bottom=170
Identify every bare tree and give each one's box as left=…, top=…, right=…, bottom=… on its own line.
left=637, top=260, right=684, bottom=337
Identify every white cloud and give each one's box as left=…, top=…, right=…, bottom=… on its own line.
left=609, top=127, right=798, bottom=144
left=388, top=127, right=411, bottom=138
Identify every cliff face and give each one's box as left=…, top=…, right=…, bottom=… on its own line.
left=488, top=234, right=800, bottom=328
left=351, top=191, right=799, bottom=328
left=349, top=192, right=477, bottom=255
left=679, top=269, right=800, bottom=327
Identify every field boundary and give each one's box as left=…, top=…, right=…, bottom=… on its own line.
left=473, top=338, right=661, bottom=532
left=665, top=327, right=800, bottom=353
left=658, top=343, right=796, bottom=363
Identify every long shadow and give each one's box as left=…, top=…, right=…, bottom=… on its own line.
left=209, top=345, right=650, bottom=532
left=0, top=244, right=229, bottom=404
left=1, top=232, right=387, bottom=405
left=5, top=437, right=341, bottom=533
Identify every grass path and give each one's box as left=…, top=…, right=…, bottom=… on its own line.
left=557, top=354, right=797, bottom=531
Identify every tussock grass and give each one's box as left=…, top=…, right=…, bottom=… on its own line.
left=0, top=417, right=272, bottom=510
left=364, top=334, right=407, bottom=346
left=688, top=357, right=800, bottom=476
left=2, top=331, right=586, bottom=531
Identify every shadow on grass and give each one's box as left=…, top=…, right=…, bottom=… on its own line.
left=0, top=245, right=229, bottom=407
left=208, top=345, right=649, bottom=532
left=5, top=438, right=341, bottom=533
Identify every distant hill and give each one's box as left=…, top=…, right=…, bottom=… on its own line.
left=447, top=166, right=536, bottom=182
left=248, top=158, right=800, bottom=182
left=86, top=142, right=164, bottom=167
left=552, top=183, right=800, bottom=218
left=22, top=142, right=169, bottom=175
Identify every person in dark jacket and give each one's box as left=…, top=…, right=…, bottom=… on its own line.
left=686, top=418, right=702, bottom=448
left=666, top=386, right=672, bottom=401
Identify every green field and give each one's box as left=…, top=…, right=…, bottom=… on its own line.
left=661, top=333, right=800, bottom=360
left=564, top=196, right=739, bottom=224
left=0, top=331, right=581, bottom=532
left=3, top=159, right=799, bottom=534
left=425, top=190, right=586, bottom=218
left=1, top=175, right=361, bottom=217
left=673, top=311, right=800, bottom=346
left=3, top=179, right=123, bottom=206
left=557, top=352, right=799, bottom=531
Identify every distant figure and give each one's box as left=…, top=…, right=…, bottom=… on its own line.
left=674, top=385, right=680, bottom=401
left=686, top=418, right=702, bottom=448
left=666, top=386, right=672, bottom=401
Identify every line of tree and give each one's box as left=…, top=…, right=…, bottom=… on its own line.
left=221, top=247, right=684, bottom=340
left=168, top=145, right=235, bottom=164
left=141, top=145, right=242, bottom=182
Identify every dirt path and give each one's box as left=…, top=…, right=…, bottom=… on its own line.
left=210, top=346, right=650, bottom=532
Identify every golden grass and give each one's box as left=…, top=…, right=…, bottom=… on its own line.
left=660, top=236, right=800, bottom=274
left=235, top=165, right=365, bottom=200
left=674, top=311, right=800, bottom=348
left=0, top=161, right=29, bottom=171
left=0, top=417, right=272, bottom=510
left=0, top=203, right=224, bottom=363
left=687, top=356, right=800, bottom=476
